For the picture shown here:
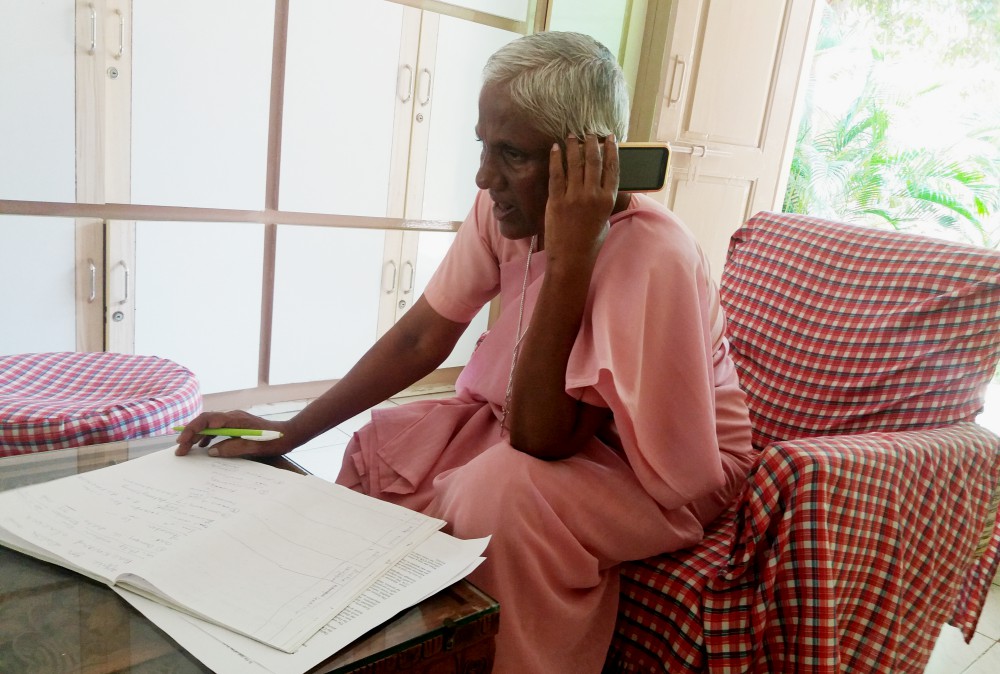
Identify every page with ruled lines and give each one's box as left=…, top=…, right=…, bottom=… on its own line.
left=0, top=449, right=443, bottom=652
left=117, top=531, right=490, bottom=674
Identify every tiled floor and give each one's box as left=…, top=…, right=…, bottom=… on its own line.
left=247, top=390, right=457, bottom=483
left=923, top=385, right=1000, bottom=672
left=926, top=597, right=1000, bottom=673
left=251, top=386, right=1000, bottom=673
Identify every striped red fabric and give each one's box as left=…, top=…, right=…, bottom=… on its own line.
left=611, top=424, right=1000, bottom=674
left=722, top=211, right=1000, bottom=451
left=606, top=212, right=1000, bottom=673
left=611, top=504, right=740, bottom=672
left=0, top=352, right=202, bottom=455
left=705, top=424, right=999, bottom=673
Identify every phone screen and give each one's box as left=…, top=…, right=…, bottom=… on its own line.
left=618, top=144, right=670, bottom=192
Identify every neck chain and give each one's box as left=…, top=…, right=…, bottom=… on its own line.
left=500, top=234, right=537, bottom=435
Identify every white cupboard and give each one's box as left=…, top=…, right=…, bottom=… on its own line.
left=0, top=0, right=678, bottom=399
left=93, top=0, right=525, bottom=393
left=269, top=3, right=517, bottom=385
left=0, top=0, right=100, bottom=354
left=120, top=0, right=274, bottom=392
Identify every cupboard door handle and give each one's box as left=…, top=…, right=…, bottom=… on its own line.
left=397, top=65, right=413, bottom=103
left=114, top=9, right=124, bottom=59
left=383, top=260, right=397, bottom=294
left=118, top=261, right=129, bottom=305
left=402, top=261, right=414, bottom=294
left=88, top=5, right=97, bottom=54
left=418, top=68, right=432, bottom=106
left=667, top=142, right=731, bottom=158
left=88, top=260, right=97, bottom=303
left=668, top=56, right=686, bottom=106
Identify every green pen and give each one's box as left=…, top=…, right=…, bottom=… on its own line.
left=172, top=426, right=283, bottom=441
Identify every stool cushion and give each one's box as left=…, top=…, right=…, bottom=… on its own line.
left=0, top=352, right=202, bottom=456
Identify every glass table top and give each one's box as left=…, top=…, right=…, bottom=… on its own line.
left=0, top=435, right=498, bottom=673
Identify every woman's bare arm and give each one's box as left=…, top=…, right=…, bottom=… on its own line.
left=505, top=135, right=619, bottom=459
left=175, top=296, right=469, bottom=458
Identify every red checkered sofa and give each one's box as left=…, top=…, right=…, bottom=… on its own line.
left=605, top=211, right=1000, bottom=673
left=0, top=352, right=202, bottom=456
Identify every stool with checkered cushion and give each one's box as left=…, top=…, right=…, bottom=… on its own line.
left=0, top=352, right=202, bottom=456
left=604, top=212, right=1000, bottom=673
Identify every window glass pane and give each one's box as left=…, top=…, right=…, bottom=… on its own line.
left=420, top=16, right=520, bottom=222
left=547, top=0, right=629, bottom=58
left=411, top=231, right=489, bottom=368
left=445, top=0, right=530, bottom=22
left=270, top=225, right=385, bottom=384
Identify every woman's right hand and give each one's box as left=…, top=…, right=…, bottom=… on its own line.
left=543, top=134, right=618, bottom=266
left=174, top=410, right=295, bottom=458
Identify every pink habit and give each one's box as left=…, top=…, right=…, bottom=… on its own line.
left=337, top=191, right=755, bottom=673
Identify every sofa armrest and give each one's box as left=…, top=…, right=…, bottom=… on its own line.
left=703, top=422, right=1000, bottom=674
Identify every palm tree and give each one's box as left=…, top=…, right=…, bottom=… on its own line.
left=783, top=1, right=1000, bottom=249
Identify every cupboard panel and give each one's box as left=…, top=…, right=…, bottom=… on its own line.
left=133, top=221, right=264, bottom=394
left=687, top=0, right=785, bottom=146
left=0, top=0, right=75, bottom=202
left=269, top=225, right=385, bottom=385
left=0, top=216, right=78, bottom=354
left=130, top=0, right=274, bottom=209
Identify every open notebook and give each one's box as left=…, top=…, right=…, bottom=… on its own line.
left=0, top=448, right=447, bottom=653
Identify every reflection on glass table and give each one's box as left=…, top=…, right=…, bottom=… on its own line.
left=0, top=435, right=498, bottom=674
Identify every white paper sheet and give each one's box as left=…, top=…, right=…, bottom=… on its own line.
left=117, top=532, right=490, bottom=674
left=0, top=449, right=444, bottom=652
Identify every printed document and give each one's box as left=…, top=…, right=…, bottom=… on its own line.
left=0, top=449, right=444, bottom=652
left=117, top=531, right=490, bottom=674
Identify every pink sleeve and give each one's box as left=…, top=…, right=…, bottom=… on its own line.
left=565, top=209, right=727, bottom=510
left=423, top=191, right=502, bottom=323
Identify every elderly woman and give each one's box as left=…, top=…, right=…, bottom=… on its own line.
left=178, top=31, right=754, bottom=673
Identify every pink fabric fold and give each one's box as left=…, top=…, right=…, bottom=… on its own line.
left=431, top=192, right=751, bottom=512
left=337, top=191, right=755, bottom=673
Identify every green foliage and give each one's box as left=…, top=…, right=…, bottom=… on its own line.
left=827, top=0, right=1000, bottom=65
left=784, top=0, right=1000, bottom=249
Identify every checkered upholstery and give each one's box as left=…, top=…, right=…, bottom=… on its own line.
left=607, top=212, right=1000, bottom=673
left=0, top=352, right=202, bottom=456
left=724, top=212, right=1000, bottom=451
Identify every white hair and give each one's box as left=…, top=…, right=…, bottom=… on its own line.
left=482, top=31, right=630, bottom=143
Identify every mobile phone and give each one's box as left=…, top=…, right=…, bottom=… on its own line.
left=618, top=142, right=670, bottom=192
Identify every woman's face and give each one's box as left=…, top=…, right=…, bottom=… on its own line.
left=474, top=82, right=553, bottom=241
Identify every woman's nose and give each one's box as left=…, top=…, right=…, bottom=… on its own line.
left=475, top=151, right=499, bottom=190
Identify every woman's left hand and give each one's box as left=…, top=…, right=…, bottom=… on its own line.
left=543, top=134, right=619, bottom=266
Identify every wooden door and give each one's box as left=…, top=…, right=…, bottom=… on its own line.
left=643, top=0, right=821, bottom=279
